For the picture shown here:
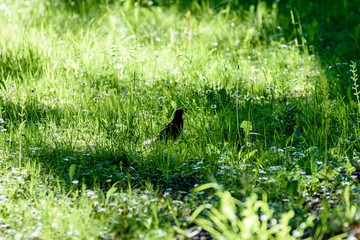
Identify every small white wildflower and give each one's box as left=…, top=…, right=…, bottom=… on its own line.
left=31, top=209, right=38, bottom=217
left=213, top=42, right=218, bottom=46
left=260, top=214, right=269, bottom=221
left=115, top=64, right=123, bottom=69
left=155, top=37, right=161, bottom=42
left=97, top=208, right=106, bottom=212
left=211, top=105, right=217, bottom=108
left=72, top=180, right=79, bottom=184
left=81, top=82, right=86, bottom=86
left=246, top=142, right=251, bottom=147
left=205, top=90, right=212, bottom=93
left=292, top=230, right=301, bottom=238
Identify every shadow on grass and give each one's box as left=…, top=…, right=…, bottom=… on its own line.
left=28, top=143, right=201, bottom=191
left=276, top=1, right=360, bottom=98
left=4, top=84, right=354, bottom=191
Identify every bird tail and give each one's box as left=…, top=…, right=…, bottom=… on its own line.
left=141, top=136, right=158, bottom=145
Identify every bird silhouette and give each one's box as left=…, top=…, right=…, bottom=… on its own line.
left=142, top=109, right=185, bottom=145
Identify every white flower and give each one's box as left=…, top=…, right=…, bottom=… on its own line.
left=211, top=105, right=217, bottom=108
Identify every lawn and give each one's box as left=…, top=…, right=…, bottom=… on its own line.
left=0, top=0, right=360, bottom=239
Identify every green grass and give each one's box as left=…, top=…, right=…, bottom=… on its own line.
left=0, top=0, right=360, bottom=239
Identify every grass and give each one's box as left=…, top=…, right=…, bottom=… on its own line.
left=0, top=0, right=360, bottom=239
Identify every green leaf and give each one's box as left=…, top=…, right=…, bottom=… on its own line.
left=240, top=121, right=252, bottom=136
left=106, top=182, right=119, bottom=206
left=345, top=161, right=356, bottom=175
left=286, top=179, right=298, bottom=203
left=220, top=191, right=236, bottom=221
left=191, top=183, right=221, bottom=193
left=170, top=100, right=177, bottom=110
left=317, top=167, right=339, bottom=180
left=68, top=164, right=76, bottom=182
left=243, top=149, right=258, bottom=160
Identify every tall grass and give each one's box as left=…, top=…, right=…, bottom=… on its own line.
left=0, top=0, right=359, bottom=238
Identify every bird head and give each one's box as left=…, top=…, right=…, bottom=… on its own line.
left=174, top=109, right=185, bottom=118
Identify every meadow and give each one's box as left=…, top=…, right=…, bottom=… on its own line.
left=0, top=0, right=359, bottom=239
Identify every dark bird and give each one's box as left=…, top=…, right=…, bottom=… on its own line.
left=142, top=109, right=185, bottom=145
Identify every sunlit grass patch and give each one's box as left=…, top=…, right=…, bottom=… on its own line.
left=0, top=0, right=359, bottom=238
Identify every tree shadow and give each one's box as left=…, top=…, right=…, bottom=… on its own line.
left=272, top=0, right=359, bottom=100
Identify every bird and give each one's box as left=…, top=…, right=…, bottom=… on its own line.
left=142, top=109, right=185, bottom=145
